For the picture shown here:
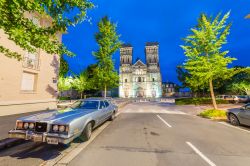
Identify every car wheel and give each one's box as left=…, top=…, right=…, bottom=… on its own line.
left=229, top=114, right=240, bottom=126
left=109, top=111, right=116, bottom=121
left=80, top=122, right=92, bottom=141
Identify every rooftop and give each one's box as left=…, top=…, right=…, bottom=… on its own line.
left=146, top=42, right=159, bottom=46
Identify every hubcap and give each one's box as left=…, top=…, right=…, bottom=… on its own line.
left=230, top=115, right=236, bottom=124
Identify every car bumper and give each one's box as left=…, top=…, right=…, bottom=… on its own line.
left=8, top=130, right=74, bottom=145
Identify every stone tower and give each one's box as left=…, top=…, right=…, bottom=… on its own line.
left=119, top=44, right=133, bottom=98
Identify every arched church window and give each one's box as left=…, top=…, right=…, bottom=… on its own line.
left=138, top=77, right=142, bottom=82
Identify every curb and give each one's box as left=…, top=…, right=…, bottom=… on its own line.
left=0, top=138, right=24, bottom=151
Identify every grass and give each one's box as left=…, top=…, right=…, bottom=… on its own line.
left=199, top=109, right=227, bottom=119
left=175, top=98, right=229, bottom=105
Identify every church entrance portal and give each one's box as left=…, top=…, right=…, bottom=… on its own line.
left=136, top=87, right=145, bottom=98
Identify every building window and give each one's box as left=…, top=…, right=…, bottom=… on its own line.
left=125, top=79, right=127, bottom=83
left=152, top=78, right=155, bottom=82
left=21, top=72, right=37, bottom=91
left=138, top=77, right=142, bottom=82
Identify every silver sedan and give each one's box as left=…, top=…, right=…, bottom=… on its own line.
left=9, top=98, right=118, bottom=145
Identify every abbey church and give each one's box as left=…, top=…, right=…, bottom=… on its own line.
left=119, top=42, right=162, bottom=98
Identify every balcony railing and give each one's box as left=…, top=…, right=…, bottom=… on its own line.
left=22, top=57, right=40, bottom=70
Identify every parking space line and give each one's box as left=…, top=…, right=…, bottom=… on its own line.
left=218, top=122, right=250, bottom=134
left=186, top=142, right=216, bottom=166
left=156, top=114, right=172, bottom=128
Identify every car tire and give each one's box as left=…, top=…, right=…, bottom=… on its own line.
left=109, top=111, right=116, bottom=121
left=79, top=122, right=92, bottom=141
left=229, top=114, right=240, bottom=126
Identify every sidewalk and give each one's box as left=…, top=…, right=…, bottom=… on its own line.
left=175, top=104, right=244, bottom=116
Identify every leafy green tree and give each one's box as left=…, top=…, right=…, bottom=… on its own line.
left=92, top=16, right=122, bottom=98
left=59, top=56, right=69, bottom=77
left=0, top=0, right=93, bottom=60
left=181, top=12, right=237, bottom=109
left=71, top=71, right=88, bottom=99
left=229, top=81, right=250, bottom=95
left=58, top=76, right=72, bottom=97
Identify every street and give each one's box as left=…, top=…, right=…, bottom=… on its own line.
left=0, top=102, right=250, bottom=166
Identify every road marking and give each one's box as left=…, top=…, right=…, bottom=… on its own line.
left=186, top=142, right=216, bottom=166
left=218, top=122, right=250, bottom=134
left=42, top=122, right=111, bottom=166
left=156, top=115, right=172, bottom=128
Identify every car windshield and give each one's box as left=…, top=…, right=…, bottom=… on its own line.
left=71, top=101, right=99, bottom=109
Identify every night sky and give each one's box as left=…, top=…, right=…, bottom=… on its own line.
left=63, top=0, right=250, bottom=83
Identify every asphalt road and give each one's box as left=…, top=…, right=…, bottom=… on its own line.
left=69, top=102, right=250, bottom=166
left=0, top=102, right=250, bottom=166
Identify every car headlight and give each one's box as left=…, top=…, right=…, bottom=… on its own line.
left=29, top=123, right=35, bottom=129
left=16, top=121, right=23, bottom=129
left=52, top=125, right=59, bottom=131
left=59, top=125, right=65, bottom=132
left=23, top=122, right=29, bottom=129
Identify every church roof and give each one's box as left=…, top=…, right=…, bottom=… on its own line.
left=133, top=59, right=146, bottom=67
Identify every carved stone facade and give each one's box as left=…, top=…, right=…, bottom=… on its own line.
left=119, top=43, right=162, bottom=98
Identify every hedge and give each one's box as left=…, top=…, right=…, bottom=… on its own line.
left=175, top=98, right=229, bottom=105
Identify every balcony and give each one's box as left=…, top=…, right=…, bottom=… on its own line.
left=22, top=57, right=40, bottom=70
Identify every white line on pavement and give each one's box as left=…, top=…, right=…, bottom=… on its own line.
left=218, top=122, right=250, bottom=134
left=186, top=142, right=216, bottom=166
left=156, top=114, right=172, bottom=128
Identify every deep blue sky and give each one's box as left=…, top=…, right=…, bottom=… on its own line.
left=63, top=0, right=250, bottom=83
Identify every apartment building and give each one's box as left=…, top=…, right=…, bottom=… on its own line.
left=0, top=13, right=60, bottom=116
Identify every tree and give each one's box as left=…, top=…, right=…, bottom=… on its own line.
left=58, top=76, right=72, bottom=97
left=71, top=71, right=88, bottom=99
left=0, top=0, right=94, bottom=60
left=92, top=16, right=122, bottom=98
left=181, top=12, right=236, bottom=109
left=59, top=56, right=69, bottom=77
left=230, top=81, right=250, bottom=95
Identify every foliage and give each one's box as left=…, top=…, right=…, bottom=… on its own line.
left=175, top=98, right=229, bottom=105
left=58, top=96, right=71, bottom=101
left=181, top=12, right=236, bottom=109
left=0, top=0, right=94, bottom=60
left=92, top=16, right=122, bottom=97
left=58, top=76, right=72, bottom=92
left=59, top=56, right=69, bottom=77
left=199, top=109, right=227, bottom=119
left=229, top=81, right=250, bottom=95
left=71, top=71, right=88, bottom=98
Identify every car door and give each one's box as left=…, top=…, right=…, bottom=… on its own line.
left=244, top=105, right=250, bottom=126
left=104, top=100, right=113, bottom=118
left=98, top=101, right=108, bottom=123
left=238, top=104, right=250, bottom=125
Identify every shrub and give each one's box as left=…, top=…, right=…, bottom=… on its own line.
left=58, top=96, right=71, bottom=101
left=199, top=109, right=227, bottom=119
left=175, top=98, right=229, bottom=105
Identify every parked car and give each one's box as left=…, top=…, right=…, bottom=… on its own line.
left=9, top=98, right=118, bottom=145
left=224, top=95, right=238, bottom=103
left=227, top=103, right=250, bottom=126
left=237, top=95, right=250, bottom=103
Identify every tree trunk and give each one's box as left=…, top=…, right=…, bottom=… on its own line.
left=80, top=92, right=83, bottom=99
left=104, top=84, right=107, bottom=98
left=209, top=79, right=218, bottom=109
